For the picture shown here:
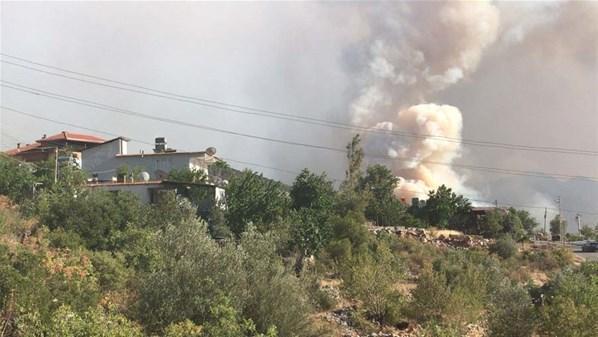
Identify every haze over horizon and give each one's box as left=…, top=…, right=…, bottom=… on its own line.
left=1, top=1, right=597, bottom=230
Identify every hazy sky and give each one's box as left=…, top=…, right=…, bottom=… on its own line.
left=1, top=1, right=597, bottom=229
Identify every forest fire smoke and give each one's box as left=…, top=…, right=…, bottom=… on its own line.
left=351, top=0, right=500, bottom=200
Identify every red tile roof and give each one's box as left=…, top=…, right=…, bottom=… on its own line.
left=4, top=131, right=105, bottom=155
left=38, top=131, right=105, bottom=144
left=4, top=142, right=42, bottom=155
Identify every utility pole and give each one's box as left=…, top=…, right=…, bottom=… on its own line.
left=556, top=196, right=563, bottom=244
left=54, top=147, right=58, bottom=184
left=576, top=214, right=581, bottom=235
left=543, top=208, right=547, bottom=236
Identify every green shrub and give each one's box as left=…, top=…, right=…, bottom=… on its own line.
left=537, top=269, right=598, bottom=337
left=490, top=235, right=518, bottom=259
left=47, top=228, right=84, bottom=249
left=313, top=288, right=336, bottom=311
left=409, top=269, right=450, bottom=322
left=342, top=242, right=404, bottom=324
left=48, top=305, right=143, bottom=337
left=420, top=322, right=461, bottom=337
left=136, top=219, right=246, bottom=332
left=163, top=320, right=202, bottom=337
left=90, top=251, right=131, bottom=292
left=240, top=228, right=313, bottom=337
left=487, top=284, right=535, bottom=337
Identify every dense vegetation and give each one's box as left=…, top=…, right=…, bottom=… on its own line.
left=1, top=137, right=597, bottom=336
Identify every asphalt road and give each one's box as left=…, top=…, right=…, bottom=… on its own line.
left=570, top=247, right=598, bottom=262
left=533, top=240, right=598, bottom=262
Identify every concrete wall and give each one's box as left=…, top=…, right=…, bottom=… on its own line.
left=82, top=138, right=214, bottom=181
left=89, top=182, right=225, bottom=207
left=89, top=182, right=163, bottom=203
left=82, top=138, right=127, bottom=180
left=114, top=153, right=211, bottom=180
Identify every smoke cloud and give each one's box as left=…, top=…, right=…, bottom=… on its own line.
left=350, top=0, right=500, bottom=199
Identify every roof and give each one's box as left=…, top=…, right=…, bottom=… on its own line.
left=116, top=151, right=206, bottom=158
left=4, top=142, right=42, bottom=155
left=38, top=131, right=105, bottom=144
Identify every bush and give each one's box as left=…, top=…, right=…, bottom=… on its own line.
left=48, top=305, right=143, bottom=337
left=36, top=190, right=145, bottom=250
left=164, top=320, right=203, bottom=337
left=47, top=228, right=84, bottom=249
left=537, top=268, right=598, bottom=337
left=90, top=251, right=131, bottom=292
left=421, top=323, right=461, bottom=337
left=410, top=250, right=502, bottom=328
left=342, top=242, right=404, bottom=324
left=136, top=219, right=246, bottom=332
left=0, top=157, right=35, bottom=204
left=313, top=289, right=336, bottom=311
left=240, top=229, right=313, bottom=337
left=490, top=235, right=518, bottom=259
left=487, top=284, right=535, bottom=337
left=409, top=269, right=450, bottom=322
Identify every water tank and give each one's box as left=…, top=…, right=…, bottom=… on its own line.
left=154, top=137, right=167, bottom=153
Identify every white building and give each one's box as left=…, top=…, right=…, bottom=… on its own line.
left=87, top=180, right=225, bottom=213
left=82, top=137, right=218, bottom=182
left=82, top=137, right=224, bottom=211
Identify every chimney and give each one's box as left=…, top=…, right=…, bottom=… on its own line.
left=154, top=137, right=166, bottom=153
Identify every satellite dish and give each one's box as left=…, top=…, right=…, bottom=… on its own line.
left=139, top=171, right=151, bottom=182
left=206, top=147, right=217, bottom=156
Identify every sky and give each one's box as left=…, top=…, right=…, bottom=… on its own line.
left=1, top=1, right=597, bottom=230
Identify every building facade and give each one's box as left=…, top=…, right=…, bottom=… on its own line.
left=82, top=137, right=218, bottom=182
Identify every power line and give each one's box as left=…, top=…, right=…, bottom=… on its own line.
left=3, top=84, right=598, bottom=183
left=2, top=55, right=598, bottom=157
left=0, top=83, right=342, bottom=153
left=4, top=106, right=598, bottom=216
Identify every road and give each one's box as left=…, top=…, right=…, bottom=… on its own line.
left=533, top=240, right=598, bottom=262
left=570, top=246, right=598, bottom=262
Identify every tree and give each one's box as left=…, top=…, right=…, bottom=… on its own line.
left=290, top=169, right=335, bottom=212
left=343, top=134, right=364, bottom=191
left=0, top=156, right=35, bottom=203
left=550, top=214, right=566, bottom=238
left=580, top=225, right=596, bottom=240
left=421, top=185, right=471, bottom=229
left=225, top=170, right=290, bottom=235
left=290, top=209, right=331, bottom=271
left=480, top=209, right=505, bottom=238
left=289, top=169, right=335, bottom=270
left=502, top=208, right=526, bottom=241
left=515, top=209, right=539, bottom=237
left=359, top=164, right=398, bottom=202
left=359, top=164, right=407, bottom=226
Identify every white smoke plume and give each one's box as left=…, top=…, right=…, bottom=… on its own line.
left=351, top=0, right=500, bottom=200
